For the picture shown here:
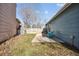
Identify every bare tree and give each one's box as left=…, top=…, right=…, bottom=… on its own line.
left=20, top=8, right=38, bottom=28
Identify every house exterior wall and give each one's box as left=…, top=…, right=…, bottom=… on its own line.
left=46, top=4, right=79, bottom=49
left=0, top=3, right=16, bottom=42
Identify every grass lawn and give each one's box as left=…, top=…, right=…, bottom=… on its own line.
left=10, top=34, right=79, bottom=56
left=0, top=34, right=79, bottom=56
left=10, top=34, right=36, bottom=56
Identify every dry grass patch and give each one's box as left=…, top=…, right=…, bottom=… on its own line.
left=0, top=34, right=79, bottom=56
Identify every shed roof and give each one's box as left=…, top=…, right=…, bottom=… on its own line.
left=46, top=3, right=72, bottom=25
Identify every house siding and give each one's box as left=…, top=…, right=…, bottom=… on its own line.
left=0, top=3, right=16, bottom=42
left=46, top=4, right=79, bottom=49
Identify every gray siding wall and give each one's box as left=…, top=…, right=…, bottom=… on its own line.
left=0, top=4, right=16, bottom=42
left=47, top=4, right=79, bottom=49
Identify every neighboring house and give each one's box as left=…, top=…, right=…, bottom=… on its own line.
left=46, top=3, right=79, bottom=49
left=16, top=18, right=21, bottom=35
left=19, top=19, right=26, bottom=35
left=0, top=3, right=17, bottom=43
left=16, top=18, right=26, bottom=35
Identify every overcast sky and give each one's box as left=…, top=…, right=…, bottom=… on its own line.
left=16, top=3, right=65, bottom=24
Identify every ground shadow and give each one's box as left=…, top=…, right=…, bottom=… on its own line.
left=42, top=35, right=79, bottom=54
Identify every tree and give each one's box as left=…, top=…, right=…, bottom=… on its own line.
left=20, top=8, right=38, bottom=28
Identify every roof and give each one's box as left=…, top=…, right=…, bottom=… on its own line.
left=46, top=3, right=72, bottom=25
left=16, top=18, right=21, bottom=23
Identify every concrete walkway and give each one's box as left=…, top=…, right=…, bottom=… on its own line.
left=32, top=33, right=57, bottom=43
left=32, top=33, right=64, bottom=43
